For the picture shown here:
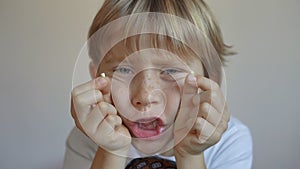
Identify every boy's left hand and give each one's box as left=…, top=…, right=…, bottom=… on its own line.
left=174, top=74, right=230, bottom=157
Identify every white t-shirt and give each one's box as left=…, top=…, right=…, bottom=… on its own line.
left=63, top=116, right=252, bottom=169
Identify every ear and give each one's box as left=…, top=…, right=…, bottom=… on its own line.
left=89, top=62, right=97, bottom=79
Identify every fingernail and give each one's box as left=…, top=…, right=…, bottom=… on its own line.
left=188, top=74, right=197, bottom=83
left=97, top=77, right=107, bottom=86
left=100, top=72, right=106, bottom=77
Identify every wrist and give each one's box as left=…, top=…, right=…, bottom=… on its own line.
left=174, top=152, right=206, bottom=169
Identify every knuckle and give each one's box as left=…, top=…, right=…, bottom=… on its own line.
left=115, top=115, right=122, bottom=124
left=99, top=102, right=108, bottom=111
left=210, top=91, right=218, bottom=101
left=106, top=114, right=114, bottom=122
left=200, top=102, right=211, bottom=113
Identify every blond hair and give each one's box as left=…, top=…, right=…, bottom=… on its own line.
left=88, top=0, right=233, bottom=84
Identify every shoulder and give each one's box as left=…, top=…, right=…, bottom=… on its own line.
left=65, top=127, right=98, bottom=159
left=63, top=127, right=98, bottom=169
left=204, top=116, right=253, bottom=169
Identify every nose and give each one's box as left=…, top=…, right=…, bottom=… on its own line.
left=130, top=70, right=161, bottom=111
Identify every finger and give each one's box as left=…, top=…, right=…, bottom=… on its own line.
left=80, top=102, right=118, bottom=135
left=196, top=118, right=217, bottom=144
left=202, top=111, right=229, bottom=146
left=195, top=75, right=220, bottom=91
left=77, top=101, right=116, bottom=128
left=201, top=91, right=229, bottom=126
left=96, top=114, right=122, bottom=139
left=98, top=76, right=112, bottom=103
left=95, top=115, right=131, bottom=154
left=74, top=89, right=103, bottom=106
left=98, top=101, right=117, bottom=115
left=189, top=117, right=216, bottom=144
left=193, top=89, right=226, bottom=115
left=114, top=125, right=132, bottom=148
left=216, top=109, right=230, bottom=133
left=198, top=102, right=222, bottom=126
left=215, top=117, right=229, bottom=136
left=95, top=114, right=123, bottom=139
left=100, top=77, right=112, bottom=96
left=182, top=74, right=198, bottom=95
left=80, top=104, right=105, bottom=135
left=72, top=91, right=103, bottom=121
left=71, top=77, right=108, bottom=97
left=106, top=114, right=122, bottom=127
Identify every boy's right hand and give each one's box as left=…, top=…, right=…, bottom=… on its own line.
left=70, top=77, right=131, bottom=156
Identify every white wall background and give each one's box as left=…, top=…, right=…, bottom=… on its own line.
left=0, top=0, right=299, bottom=169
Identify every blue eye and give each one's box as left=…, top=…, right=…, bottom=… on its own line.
left=114, top=67, right=133, bottom=74
left=161, top=69, right=179, bottom=75
left=160, top=68, right=186, bottom=81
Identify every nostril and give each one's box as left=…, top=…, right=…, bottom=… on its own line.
left=135, top=101, right=142, bottom=105
left=134, top=100, right=149, bottom=106
left=132, top=96, right=157, bottom=108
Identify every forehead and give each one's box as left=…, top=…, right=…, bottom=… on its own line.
left=101, top=34, right=199, bottom=64
left=122, top=49, right=190, bottom=69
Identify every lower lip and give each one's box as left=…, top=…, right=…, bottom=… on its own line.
left=129, top=123, right=165, bottom=139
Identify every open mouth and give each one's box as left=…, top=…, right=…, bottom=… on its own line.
left=128, top=118, right=166, bottom=138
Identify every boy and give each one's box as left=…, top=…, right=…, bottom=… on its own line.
left=64, top=0, right=252, bottom=169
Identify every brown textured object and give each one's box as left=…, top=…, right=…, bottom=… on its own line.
left=126, top=156, right=177, bottom=169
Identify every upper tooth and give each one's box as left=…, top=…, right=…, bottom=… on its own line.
left=138, top=120, right=158, bottom=129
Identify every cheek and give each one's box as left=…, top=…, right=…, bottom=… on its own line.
left=164, top=86, right=181, bottom=118
left=111, top=85, right=130, bottom=110
left=112, top=88, right=127, bottom=101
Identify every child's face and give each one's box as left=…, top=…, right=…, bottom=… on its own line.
left=98, top=43, right=204, bottom=154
